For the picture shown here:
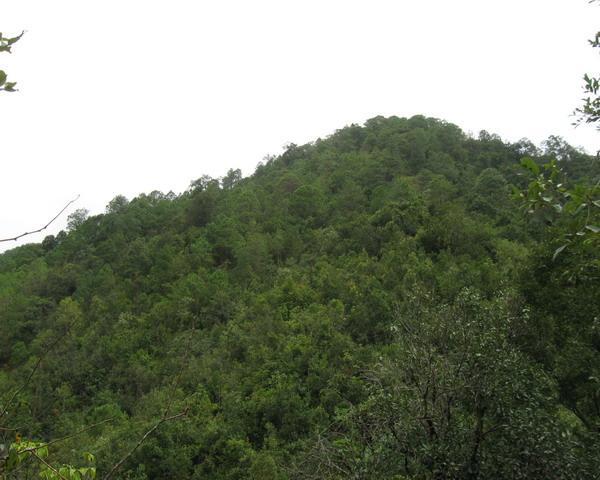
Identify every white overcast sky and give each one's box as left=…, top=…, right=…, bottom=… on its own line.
left=1, top=0, right=598, bottom=252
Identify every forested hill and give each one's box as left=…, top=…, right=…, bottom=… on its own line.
left=1, top=115, right=599, bottom=479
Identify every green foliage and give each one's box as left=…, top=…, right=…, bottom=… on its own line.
left=518, top=157, right=599, bottom=277
left=3, top=439, right=96, bottom=480
left=298, top=290, right=586, bottom=479
left=0, top=31, right=23, bottom=92
left=66, top=209, right=90, bottom=232
left=575, top=1, right=600, bottom=130
left=1, top=116, right=599, bottom=478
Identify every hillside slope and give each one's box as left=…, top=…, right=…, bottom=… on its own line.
left=1, top=116, right=599, bottom=479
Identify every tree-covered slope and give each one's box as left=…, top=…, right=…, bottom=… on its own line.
left=1, top=116, right=599, bottom=479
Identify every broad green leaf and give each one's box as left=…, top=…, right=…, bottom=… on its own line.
left=585, top=224, right=600, bottom=233
left=520, top=156, right=539, bottom=175
left=83, top=452, right=95, bottom=463
left=0, top=70, right=6, bottom=86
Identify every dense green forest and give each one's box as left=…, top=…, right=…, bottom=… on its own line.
left=1, top=115, right=599, bottom=479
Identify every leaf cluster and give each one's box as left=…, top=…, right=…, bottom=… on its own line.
left=0, top=31, right=23, bottom=92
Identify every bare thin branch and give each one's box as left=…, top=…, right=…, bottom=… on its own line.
left=103, top=320, right=196, bottom=480
left=19, top=418, right=116, bottom=454
left=102, top=325, right=196, bottom=480
left=102, top=409, right=188, bottom=480
left=0, top=425, right=19, bottom=431
left=31, top=451, right=69, bottom=480
left=0, top=194, right=80, bottom=243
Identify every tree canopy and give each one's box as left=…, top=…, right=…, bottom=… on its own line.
left=1, top=115, right=599, bottom=479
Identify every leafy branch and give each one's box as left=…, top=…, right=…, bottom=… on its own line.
left=4, top=440, right=97, bottom=480
left=517, top=157, right=599, bottom=276
left=0, top=31, right=24, bottom=92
